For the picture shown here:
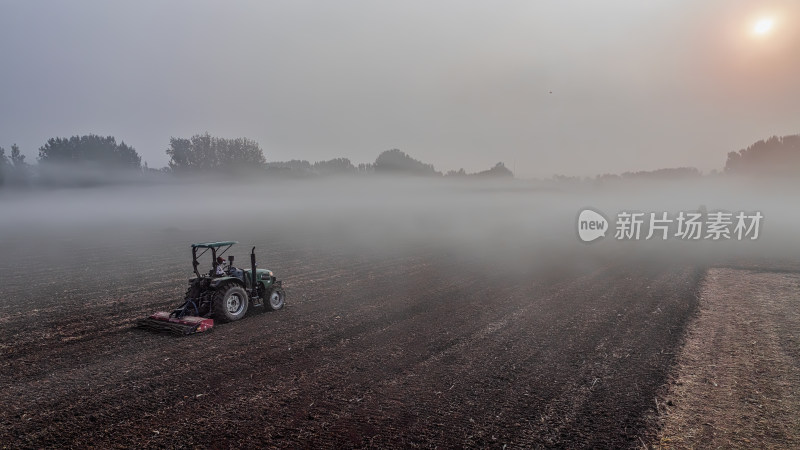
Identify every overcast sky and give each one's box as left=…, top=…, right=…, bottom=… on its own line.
left=1, top=0, right=798, bottom=177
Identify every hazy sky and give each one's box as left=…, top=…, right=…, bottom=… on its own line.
left=1, top=0, right=798, bottom=177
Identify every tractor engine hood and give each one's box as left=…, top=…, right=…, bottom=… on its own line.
left=244, top=268, right=273, bottom=280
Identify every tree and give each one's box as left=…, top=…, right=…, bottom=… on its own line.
left=10, top=144, right=25, bottom=166
left=473, top=162, right=514, bottom=178
left=218, top=137, right=266, bottom=169
left=0, top=146, right=7, bottom=186
left=312, top=158, right=356, bottom=175
left=5, top=144, right=31, bottom=187
left=166, top=133, right=266, bottom=173
left=38, top=134, right=141, bottom=169
left=373, top=149, right=440, bottom=176
left=445, top=168, right=467, bottom=177
left=724, top=134, right=800, bottom=176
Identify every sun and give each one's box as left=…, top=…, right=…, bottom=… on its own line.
left=753, top=18, right=774, bottom=35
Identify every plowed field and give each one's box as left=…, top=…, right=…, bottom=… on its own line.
left=1, top=234, right=705, bottom=448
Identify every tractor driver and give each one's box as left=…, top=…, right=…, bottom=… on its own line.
left=215, top=256, right=227, bottom=276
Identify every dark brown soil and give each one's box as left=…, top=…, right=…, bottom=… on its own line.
left=1, top=242, right=704, bottom=448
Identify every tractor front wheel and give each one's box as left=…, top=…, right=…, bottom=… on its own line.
left=213, top=284, right=249, bottom=322
left=267, top=286, right=285, bottom=311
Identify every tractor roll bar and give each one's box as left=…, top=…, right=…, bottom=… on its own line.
left=192, top=247, right=200, bottom=278
left=192, top=243, right=234, bottom=278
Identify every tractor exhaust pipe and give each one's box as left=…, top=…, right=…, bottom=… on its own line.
left=250, top=247, right=257, bottom=295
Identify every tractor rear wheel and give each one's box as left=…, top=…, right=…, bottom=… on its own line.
left=267, top=286, right=285, bottom=311
left=213, top=283, right=249, bottom=322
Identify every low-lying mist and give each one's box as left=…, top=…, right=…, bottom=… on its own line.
left=1, top=176, right=798, bottom=281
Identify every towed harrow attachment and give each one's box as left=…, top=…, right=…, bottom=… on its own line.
left=136, top=312, right=214, bottom=335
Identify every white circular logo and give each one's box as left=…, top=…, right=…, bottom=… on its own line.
left=577, top=208, right=608, bottom=243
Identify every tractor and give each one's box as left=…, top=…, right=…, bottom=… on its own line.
left=137, top=241, right=285, bottom=334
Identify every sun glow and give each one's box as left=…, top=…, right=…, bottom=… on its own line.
left=753, top=18, right=774, bottom=35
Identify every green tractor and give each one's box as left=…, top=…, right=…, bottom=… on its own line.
left=137, top=241, right=285, bottom=334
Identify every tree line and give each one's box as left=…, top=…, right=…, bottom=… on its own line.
left=2, top=132, right=798, bottom=188
left=724, top=135, right=800, bottom=176
left=0, top=133, right=513, bottom=188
